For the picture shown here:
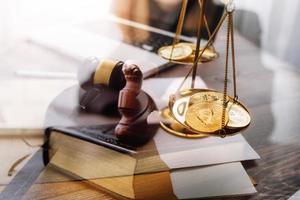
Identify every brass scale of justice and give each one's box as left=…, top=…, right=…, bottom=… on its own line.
left=157, top=0, right=251, bottom=138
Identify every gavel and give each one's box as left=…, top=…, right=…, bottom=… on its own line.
left=78, top=57, right=158, bottom=145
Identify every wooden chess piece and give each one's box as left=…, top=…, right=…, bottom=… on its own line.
left=115, top=63, right=158, bottom=146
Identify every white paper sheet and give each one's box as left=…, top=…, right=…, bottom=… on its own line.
left=171, top=162, right=257, bottom=199
left=289, top=189, right=300, bottom=200
left=153, top=128, right=259, bottom=169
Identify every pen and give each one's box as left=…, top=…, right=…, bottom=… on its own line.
left=15, top=70, right=77, bottom=79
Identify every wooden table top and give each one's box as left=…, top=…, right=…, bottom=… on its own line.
left=1, top=29, right=300, bottom=200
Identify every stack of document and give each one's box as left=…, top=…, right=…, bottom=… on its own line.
left=141, top=77, right=260, bottom=198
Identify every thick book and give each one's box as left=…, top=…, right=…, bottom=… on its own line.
left=43, top=124, right=170, bottom=180
left=44, top=123, right=260, bottom=178
left=39, top=153, right=256, bottom=199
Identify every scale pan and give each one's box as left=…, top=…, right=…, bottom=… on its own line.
left=166, top=89, right=251, bottom=137
left=160, top=107, right=207, bottom=138
left=158, top=43, right=219, bottom=65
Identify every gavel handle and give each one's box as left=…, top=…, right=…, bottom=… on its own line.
left=118, top=91, right=149, bottom=124
left=115, top=91, right=158, bottom=146
left=118, top=89, right=140, bottom=111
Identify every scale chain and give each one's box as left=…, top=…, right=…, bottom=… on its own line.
left=198, top=0, right=216, bottom=52
left=175, top=12, right=228, bottom=94
left=230, top=13, right=238, bottom=100
left=220, top=11, right=231, bottom=137
left=170, top=0, right=188, bottom=61
left=220, top=4, right=236, bottom=137
left=191, top=0, right=206, bottom=89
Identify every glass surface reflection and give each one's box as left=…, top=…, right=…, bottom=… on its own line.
left=1, top=1, right=300, bottom=200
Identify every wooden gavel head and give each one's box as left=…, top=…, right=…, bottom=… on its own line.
left=78, top=58, right=126, bottom=115
left=115, top=63, right=158, bottom=146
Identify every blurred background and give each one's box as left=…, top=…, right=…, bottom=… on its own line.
left=0, top=0, right=299, bottom=67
